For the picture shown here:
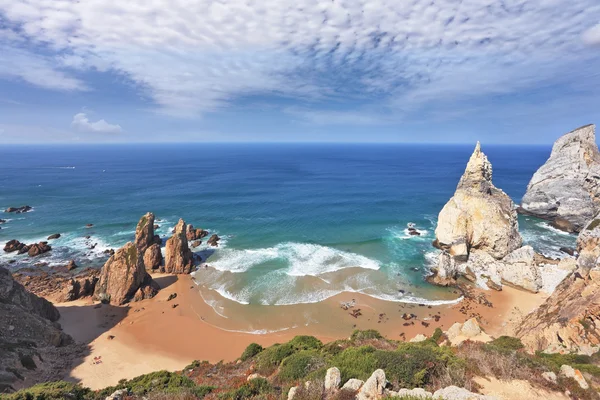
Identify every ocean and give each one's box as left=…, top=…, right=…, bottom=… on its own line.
left=0, top=143, right=576, bottom=312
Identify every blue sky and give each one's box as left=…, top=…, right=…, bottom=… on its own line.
left=0, top=0, right=599, bottom=144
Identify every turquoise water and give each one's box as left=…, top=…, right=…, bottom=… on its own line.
left=0, top=144, right=576, bottom=306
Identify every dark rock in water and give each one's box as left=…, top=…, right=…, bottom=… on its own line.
left=408, top=228, right=421, bottom=236
left=47, top=233, right=61, bottom=240
left=5, top=205, right=32, bottom=213
left=0, top=219, right=6, bottom=224
left=191, top=240, right=202, bottom=248
left=154, top=224, right=159, bottom=230
left=28, top=242, right=52, bottom=257
left=4, top=239, right=26, bottom=253
left=66, top=260, right=78, bottom=271
left=207, top=234, right=220, bottom=247
left=103, top=249, right=115, bottom=256
left=560, top=247, right=576, bottom=256
left=85, top=224, right=94, bottom=228
left=84, top=235, right=91, bottom=239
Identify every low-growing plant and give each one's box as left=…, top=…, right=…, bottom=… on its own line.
left=350, top=329, right=383, bottom=341
left=331, top=345, right=379, bottom=382
left=1, top=381, right=91, bottom=400
left=486, top=336, right=525, bottom=352
left=240, top=343, right=264, bottom=361
left=289, top=336, right=323, bottom=351
left=97, top=370, right=198, bottom=397
left=255, top=343, right=296, bottom=376
left=220, top=377, right=273, bottom=400
left=277, top=350, right=326, bottom=382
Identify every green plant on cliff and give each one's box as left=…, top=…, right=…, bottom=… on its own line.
left=240, top=343, right=264, bottom=362
left=1, top=381, right=91, bottom=400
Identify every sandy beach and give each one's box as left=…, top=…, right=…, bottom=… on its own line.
left=56, top=273, right=548, bottom=390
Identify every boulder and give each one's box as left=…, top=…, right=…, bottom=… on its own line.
left=132, top=276, right=160, bottom=302
left=434, top=142, right=522, bottom=261
left=559, top=365, right=589, bottom=389
left=94, top=242, right=156, bottom=305
left=5, top=205, right=32, bottom=213
left=287, top=386, right=298, bottom=400
left=342, top=378, right=364, bottom=391
left=47, top=233, right=61, bottom=240
left=28, top=242, right=52, bottom=257
left=207, top=234, right=220, bottom=247
left=397, top=388, right=433, bottom=398
left=432, top=386, right=495, bottom=399
left=66, top=260, right=78, bottom=271
left=0, top=219, right=6, bottom=224
left=143, top=243, right=162, bottom=272
left=186, top=224, right=208, bottom=241
left=409, top=334, right=427, bottom=343
left=324, top=367, right=341, bottom=391
left=521, top=124, right=600, bottom=232
left=165, top=219, right=194, bottom=274
left=4, top=239, right=26, bottom=253
left=191, top=240, right=202, bottom=248
left=496, top=246, right=543, bottom=292
left=356, top=369, right=386, bottom=400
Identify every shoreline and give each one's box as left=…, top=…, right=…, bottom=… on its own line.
left=56, top=273, right=547, bottom=390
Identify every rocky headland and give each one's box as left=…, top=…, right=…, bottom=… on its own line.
left=520, top=124, right=600, bottom=232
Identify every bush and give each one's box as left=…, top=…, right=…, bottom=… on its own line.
left=289, top=336, right=323, bottom=351
left=183, top=360, right=207, bottom=370
left=255, top=343, right=296, bottom=375
left=240, top=343, right=264, bottom=361
left=486, top=336, right=525, bottom=352
left=97, top=370, right=197, bottom=397
left=350, top=330, right=383, bottom=341
left=535, top=352, right=600, bottom=377
left=331, top=346, right=379, bottom=382
left=2, top=381, right=91, bottom=400
left=278, top=350, right=326, bottom=382
left=221, top=378, right=272, bottom=400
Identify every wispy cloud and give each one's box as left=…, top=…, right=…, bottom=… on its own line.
left=0, top=0, right=599, bottom=118
left=71, top=112, right=122, bottom=133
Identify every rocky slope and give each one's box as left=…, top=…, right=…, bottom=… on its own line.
left=164, top=219, right=194, bottom=274
left=520, top=124, right=600, bottom=232
left=0, top=267, right=81, bottom=392
left=517, top=213, right=600, bottom=354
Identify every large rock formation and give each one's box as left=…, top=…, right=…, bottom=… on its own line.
left=434, top=142, right=522, bottom=260
left=135, top=212, right=162, bottom=271
left=12, top=267, right=99, bottom=303
left=520, top=124, right=600, bottom=232
left=0, top=267, right=80, bottom=392
left=94, top=242, right=158, bottom=305
left=165, top=219, right=194, bottom=274
left=517, top=214, right=600, bottom=354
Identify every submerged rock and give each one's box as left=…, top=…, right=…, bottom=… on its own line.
left=47, top=233, right=61, bottom=240
left=207, top=234, right=220, bottom=247
left=520, top=124, right=600, bottom=232
left=4, top=205, right=32, bottom=213
left=165, top=219, right=194, bottom=274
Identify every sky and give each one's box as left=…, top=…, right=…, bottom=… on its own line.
left=0, top=0, right=599, bottom=144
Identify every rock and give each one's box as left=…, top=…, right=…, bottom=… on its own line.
left=132, top=277, right=160, bottom=302
left=0, top=267, right=61, bottom=321
left=497, top=246, right=543, bottom=292
left=446, top=323, right=463, bottom=341
left=434, top=142, right=522, bottom=260
left=342, top=378, right=364, bottom=391
left=325, top=367, right=342, bottom=391
left=5, top=205, right=32, bottom=213
left=167, top=293, right=177, bottom=301
left=288, top=386, right=298, bottom=400
left=433, top=386, right=495, bottom=399
left=521, top=124, right=600, bottom=232
left=247, top=373, right=264, bottom=381
left=4, top=239, right=27, bottom=253
left=66, top=260, right=78, bottom=271
left=560, top=365, right=589, bottom=389
left=427, top=251, right=460, bottom=286
left=542, top=371, right=557, bottom=384
left=460, top=318, right=482, bottom=337
left=165, top=219, right=194, bottom=274
left=186, top=224, right=208, bottom=241
left=357, top=369, right=387, bottom=400
left=207, top=234, right=220, bottom=247
left=47, top=233, right=61, bottom=240
left=105, top=389, right=129, bottom=400
left=28, top=242, right=52, bottom=257
left=143, top=243, right=162, bottom=272
left=191, top=240, right=202, bottom=248
left=86, top=224, right=94, bottom=228
left=94, top=242, right=156, bottom=305
left=0, top=219, right=6, bottom=224
left=559, top=247, right=576, bottom=256
left=409, top=334, right=427, bottom=343
left=397, top=388, right=433, bottom=398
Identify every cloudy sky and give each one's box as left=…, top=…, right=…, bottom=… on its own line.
left=0, top=0, right=599, bottom=144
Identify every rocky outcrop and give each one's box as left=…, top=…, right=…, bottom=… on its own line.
left=517, top=215, right=600, bottom=354
left=186, top=224, right=208, bottom=241
left=520, top=124, right=600, bottom=232
left=27, top=242, right=52, bottom=257
left=13, top=267, right=99, bottom=303
left=0, top=267, right=60, bottom=321
left=4, top=239, right=27, bottom=253
left=135, top=213, right=163, bottom=272
left=94, top=242, right=158, bottom=305
left=47, top=233, right=60, bottom=240
left=4, top=205, right=32, bottom=213
left=165, top=219, right=194, bottom=274
left=207, top=234, right=220, bottom=247
left=434, top=142, right=522, bottom=260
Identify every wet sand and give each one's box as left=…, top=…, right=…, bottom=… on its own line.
left=57, top=273, right=547, bottom=390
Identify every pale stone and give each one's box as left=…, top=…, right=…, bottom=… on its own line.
left=324, top=367, right=341, bottom=391
left=542, top=371, right=557, bottom=384
left=433, top=386, right=497, bottom=399
left=560, top=365, right=589, bottom=389
left=287, top=386, right=298, bottom=400
left=356, top=369, right=386, bottom=400
left=247, top=373, right=263, bottom=381
left=397, top=388, right=433, bottom=398
left=446, top=323, right=463, bottom=341
left=461, top=318, right=482, bottom=337
left=342, top=378, right=364, bottom=391
left=409, top=334, right=428, bottom=343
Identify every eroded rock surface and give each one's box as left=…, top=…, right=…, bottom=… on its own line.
left=165, top=219, right=194, bottom=274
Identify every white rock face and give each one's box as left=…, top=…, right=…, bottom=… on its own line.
left=324, top=367, right=341, bottom=391
left=433, top=386, right=497, bottom=400
left=521, top=124, right=600, bottom=232
left=560, top=365, right=589, bottom=389
left=342, top=378, right=364, bottom=391
left=435, top=142, right=522, bottom=260
left=497, top=246, right=543, bottom=292
left=356, top=369, right=387, bottom=400
left=287, top=386, right=298, bottom=400
left=409, top=334, right=428, bottom=343
left=397, top=388, right=433, bottom=398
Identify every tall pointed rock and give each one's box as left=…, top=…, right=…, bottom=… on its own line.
left=135, top=212, right=162, bottom=271
left=165, top=219, right=194, bottom=274
left=521, top=124, right=600, bottom=232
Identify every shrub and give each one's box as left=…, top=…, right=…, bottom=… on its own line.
left=97, top=370, right=197, bottom=397
left=183, top=360, right=207, bottom=370
left=486, top=336, right=525, bottom=352
left=331, top=346, right=378, bottom=382
left=278, top=350, right=326, bottom=382
left=2, top=381, right=91, bottom=400
left=255, top=343, right=296, bottom=375
left=350, top=330, right=383, bottom=341
left=221, top=377, right=272, bottom=400
left=431, top=328, right=444, bottom=343
left=535, top=352, right=600, bottom=377
left=289, top=336, right=323, bottom=351
left=240, top=343, right=264, bottom=361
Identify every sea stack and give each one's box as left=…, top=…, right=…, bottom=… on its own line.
left=165, top=219, right=194, bottom=274
left=517, top=213, right=600, bottom=354
left=135, top=212, right=162, bottom=271
left=94, top=242, right=158, bottom=305
left=520, top=124, right=600, bottom=232
left=434, top=142, right=522, bottom=260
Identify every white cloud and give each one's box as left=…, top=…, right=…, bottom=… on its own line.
left=71, top=112, right=122, bottom=133
left=583, top=23, right=600, bottom=46
left=0, top=0, right=599, bottom=116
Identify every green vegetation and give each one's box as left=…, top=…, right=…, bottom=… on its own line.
left=536, top=352, right=600, bottom=377
left=587, top=219, right=600, bottom=231
left=1, top=381, right=90, bottom=400
left=220, top=378, right=272, bottom=400
left=350, top=329, right=383, bottom=341
left=278, top=350, right=326, bottom=382
left=289, top=336, right=323, bottom=351
left=240, top=343, right=264, bottom=362
left=486, top=336, right=525, bottom=352
left=97, top=370, right=213, bottom=398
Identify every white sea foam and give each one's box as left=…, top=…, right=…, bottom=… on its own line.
left=536, top=222, right=572, bottom=236
left=208, top=242, right=380, bottom=276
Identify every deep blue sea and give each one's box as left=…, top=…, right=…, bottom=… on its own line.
left=0, top=144, right=576, bottom=307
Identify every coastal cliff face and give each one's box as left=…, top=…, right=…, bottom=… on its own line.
left=434, top=142, right=522, bottom=261
left=165, top=219, right=194, bottom=274
left=517, top=215, right=600, bottom=354
left=521, top=124, right=600, bottom=232
left=0, top=267, right=77, bottom=392
left=94, top=242, right=158, bottom=305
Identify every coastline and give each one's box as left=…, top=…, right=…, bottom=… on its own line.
left=57, top=273, right=547, bottom=390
